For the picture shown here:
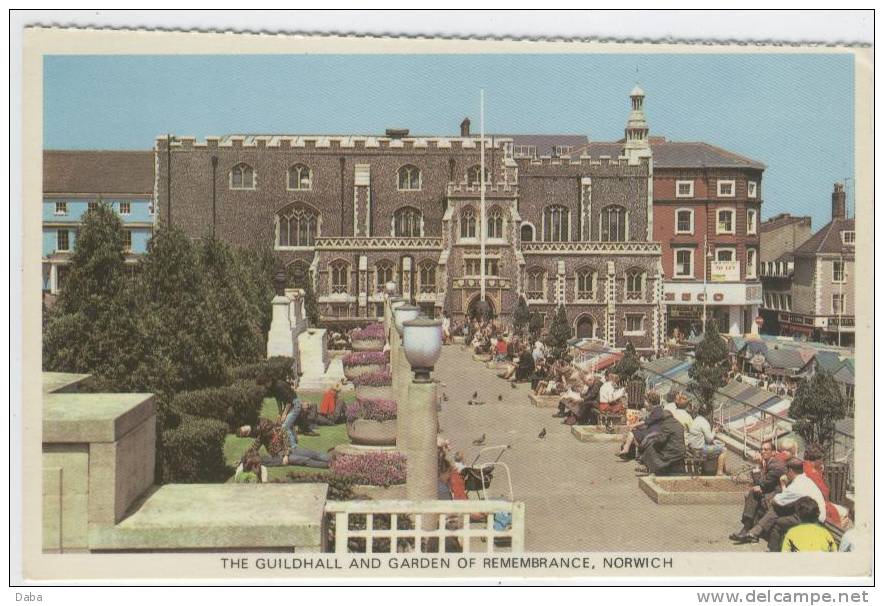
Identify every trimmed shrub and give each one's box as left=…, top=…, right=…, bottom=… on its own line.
left=330, top=451, right=407, bottom=487
left=342, top=351, right=389, bottom=367
left=346, top=398, right=398, bottom=423
left=350, top=367, right=392, bottom=387
left=161, top=414, right=229, bottom=483
left=230, top=356, right=295, bottom=388
left=168, top=380, right=265, bottom=429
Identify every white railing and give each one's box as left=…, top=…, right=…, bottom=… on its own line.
left=324, top=499, right=525, bottom=554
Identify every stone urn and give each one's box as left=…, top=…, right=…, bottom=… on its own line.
left=347, top=419, right=398, bottom=446
left=354, top=384, right=394, bottom=400
left=343, top=363, right=386, bottom=381
left=351, top=337, right=385, bottom=352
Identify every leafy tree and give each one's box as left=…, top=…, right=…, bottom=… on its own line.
left=302, top=270, right=320, bottom=326
left=513, top=295, right=531, bottom=336
left=613, top=341, right=641, bottom=382
left=233, top=245, right=276, bottom=336
left=789, top=370, right=846, bottom=457
left=544, top=304, right=572, bottom=360
left=688, top=318, right=729, bottom=408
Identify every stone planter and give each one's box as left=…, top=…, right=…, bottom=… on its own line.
left=351, top=338, right=385, bottom=352
left=343, top=363, right=386, bottom=381
left=347, top=419, right=397, bottom=446
left=638, top=475, right=749, bottom=505
left=354, top=384, right=394, bottom=400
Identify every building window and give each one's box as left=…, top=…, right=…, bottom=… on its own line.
left=748, top=181, right=758, bottom=198
left=88, top=201, right=98, bottom=212
left=375, top=261, right=395, bottom=290
left=464, top=258, right=481, bottom=276
left=419, top=261, right=436, bottom=293
left=625, top=314, right=645, bottom=335
left=119, top=201, right=131, bottom=215
left=397, top=165, right=421, bottom=191
left=746, top=248, right=757, bottom=278
left=513, top=145, right=536, bottom=159
left=832, top=293, right=846, bottom=315
left=716, top=209, right=735, bottom=234
left=600, top=205, right=627, bottom=242
left=330, top=261, right=349, bottom=294
left=393, top=206, right=422, bottom=237
left=520, top=223, right=534, bottom=243
left=466, top=164, right=490, bottom=186
left=841, top=231, right=855, bottom=244
left=674, top=248, right=693, bottom=278
left=54, top=201, right=67, bottom=215
left=287, top=164, right=312, bottom=190
left=675, top=209, right=693, bottom=234
left=526, top=269, right=545, bottom=301
left=717, top=179, right=735, bottom=197
left=554, top=145, right=573, bottom=157
left=123, top=230, right=133, bottom=252
left=230, top=163, right=256, bottom=190
left=460, top=207, right=476, bottom=239
left=487, top=207, right=504, bottom=239
left=485, top=259, right=500, bottom=276
left=575, top=269, right=596, bottom=300
left=675, top=180, right=694, bottom=198
left=625, top=270, right=644, bottom=300
left=832, top=260, right=845, bottom=283
left=747, top=209, right=757, bottom=235
left=785, top=294, right=792, bottom=312
left=277, top=206, right=319, bottom=247
left=716, top=248, right=735, bottom=262
left=56, top=229, right=70, bottom=252
left=543, top=205, right=569, bottom=242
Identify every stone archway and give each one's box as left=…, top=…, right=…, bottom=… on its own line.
left=466, top=293, right=497, bottom=321
left=574, top=314, right=597, bottom=339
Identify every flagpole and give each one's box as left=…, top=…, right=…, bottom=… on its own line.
left=480, top=89, right=486, bottom=304
left=702, top=233, right=708, bottom=333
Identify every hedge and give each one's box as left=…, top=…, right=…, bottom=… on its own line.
left=168, top=380, right=265, bottom=430
left=161, top=414, right=229, bottom=483
left=230, top=356, right=295, bottom=389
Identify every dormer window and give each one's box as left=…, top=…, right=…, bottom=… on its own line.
left=230, top=163, right=256, bottom=190
left=841, top=231, right=855, bottom=245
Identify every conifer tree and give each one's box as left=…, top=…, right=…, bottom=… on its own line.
left=790, top=370, right=847, bottom=455
left=688, top=318, right=729, bottom=408
left=545, top=303, right=573, bottom=360
left=513, top=295, right=531, bottom=336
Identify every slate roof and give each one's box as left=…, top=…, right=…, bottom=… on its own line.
left=573, top=139, right=765, bottom=169
left=44, top=150, right=155, bottom=195
left=761, top=213, right=813, bottom=233
left=793, top=217, right=855, bottom=256
left=814, top=350, right=845, bottom=373
left=763, top=347, right=814, bottom=372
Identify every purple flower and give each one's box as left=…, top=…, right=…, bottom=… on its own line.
left=346, top=398, right=398, bottom=422
left=330, top=452, right=407, bottom=487
left=350, top=322, right=386, bottom=341
left=342, top=351, right=390, bottom=367
left=351, top=367, right=392, bottom=387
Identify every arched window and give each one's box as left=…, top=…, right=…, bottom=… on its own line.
left=575, top=268, right=597, bottom=301
left=600, top=205, right=627, bottom=242
left=419, top=260, right=437, bottom=293
left=466, top=164, right=490, bottom=186
left=460, top=206, right=476, bottom=239
left=487, top=207, right=504, bottom=239
left=520, top=223, right=535, bottom=243
left=397, top=165, right=421, bottom=191
left=543, top=205, right=569, bottom=242
left=526, top=268, right=546, bottom=301
left=393, top=206, right=422, bottom=237
left=230, top=163, right=255, bottom=190
left=625, top=269, right=644, bottom=301
left=330, top=260, right=349, bottom=294
left=287, top=164, right=312, bottom=190
left=375, top=260, right=395, bottom=289
left=277, top=205, right=319, bottom=247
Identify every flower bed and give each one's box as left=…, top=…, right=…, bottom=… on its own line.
left=342, top=351, right=390, bottom=367
left=351, top=368, right=392, bottom=387
left=330, top=451, right=407, bottom=487
left=346, top=398, right=397, bottom=422
left=350, top=323, right=386, bottom=352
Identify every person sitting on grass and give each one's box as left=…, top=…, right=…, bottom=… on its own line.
left=236, top=418, right=330, bottom=469
left=781, top=497, right=837, bottom=552
left=686, top=403, right=727, bottom=475
left=235, top=450, right=264, bottom=483
left=317, top=381, right=347, bottom=425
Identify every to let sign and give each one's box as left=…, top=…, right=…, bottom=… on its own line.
left=710, top=260, right=740, bottom=282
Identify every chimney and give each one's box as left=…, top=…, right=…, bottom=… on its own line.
left=832, top=182, right=846, bottom=219
left=460, top=117, right=471, bottom=137
left=385, top=128, right=409, bottom=139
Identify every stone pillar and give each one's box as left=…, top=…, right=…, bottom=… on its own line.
left=393, top=328, right=411, bottom=453
left=50, top=263, right=58, bottom=295
left=267, top=295, right=295, bottom=358
left=404, top=378, right=438, bottom=501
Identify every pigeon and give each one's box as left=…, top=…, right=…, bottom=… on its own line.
left=442, top=393, right=449, bottom=402
left=510, top=382, right=517, bottom=389
left=538, top=428, right=547, bottom=439
left=472, top=391, right=478, bottom=399
left=467, top=400, right=474, bottom=406
left=498, top=394, right=503, bottom=401
left=472, top=433, right=486, bottom=446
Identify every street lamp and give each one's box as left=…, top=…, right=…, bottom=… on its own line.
left=402, top=318, right=443, bottom=381
left=393, top=304, right=421, bottom=334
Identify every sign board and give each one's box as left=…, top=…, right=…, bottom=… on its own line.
left=710, top=260, right=740, bottom=282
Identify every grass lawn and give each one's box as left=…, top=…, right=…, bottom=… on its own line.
left=223, top=393, right=354, bottom=481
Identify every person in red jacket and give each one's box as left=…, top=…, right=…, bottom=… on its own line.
left=802, top=444, right=842, bottom=527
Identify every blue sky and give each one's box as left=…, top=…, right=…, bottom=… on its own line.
left=44, top=53, right=854, bottom=228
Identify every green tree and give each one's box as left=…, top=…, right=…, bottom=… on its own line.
left=545, top=304, right=572, bottom=360
left=613, top=341, right=641, bottom=382
left=688, top=318, right=729, bottom=408
left=233, top=245, right=275, bottom=336
left=513, top=295, right=531, bottom=336
left=303, top=271, right=320, bottom=326
left=789, top=370, right=846, bottom=456
left=528, top=312, right=544, bottom=339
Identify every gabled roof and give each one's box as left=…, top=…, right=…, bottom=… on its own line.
left=573, top=139, right=765, bottom=169
left=764, top=347, right=814, bottom=372
left=44, top=150, right=155, bottom=195
left=793, top=217, right=855, bottom=256
left=761, top=213, right=813, bottom=233
left=814, top=350, right=844, bottom=373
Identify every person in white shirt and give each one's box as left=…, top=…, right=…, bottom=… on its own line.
left=599, top=371, right=626, bottom=414
left=664, top=391, right=694, bottom=430
left=736, top=458, right=826, bottom=550
left=686, top=403, right=726, bottom=475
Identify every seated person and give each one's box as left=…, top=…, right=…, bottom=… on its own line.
left=618, top=391, right=663, bottom=459
left=235, top=450, right=265, bottom=483
left=665, top=391, right=694, bottom=430
left=638, top=410, right=686, bottom=476
left=236, top=418, right=330, bottom=469
left=686, top=403, right=726, bottom=475
left=599, top=371, right=626, bottom=415
left=514, top=349, right=535, bottom=382
left=575, top=374, right=602, bottom=425
left=317, top=382, right=347, bottom=425
left=781, top=497, right=837, bottom=552
left=532, top=357, right=551, bottom=394
left=494, top=336, right=509, bottom=362
left=802, top=444, right=843, bottom=528
left=730, top=439, right=787, bottom=542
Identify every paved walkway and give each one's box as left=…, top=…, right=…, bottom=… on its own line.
left=435, top=345, right=766, bottom=553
